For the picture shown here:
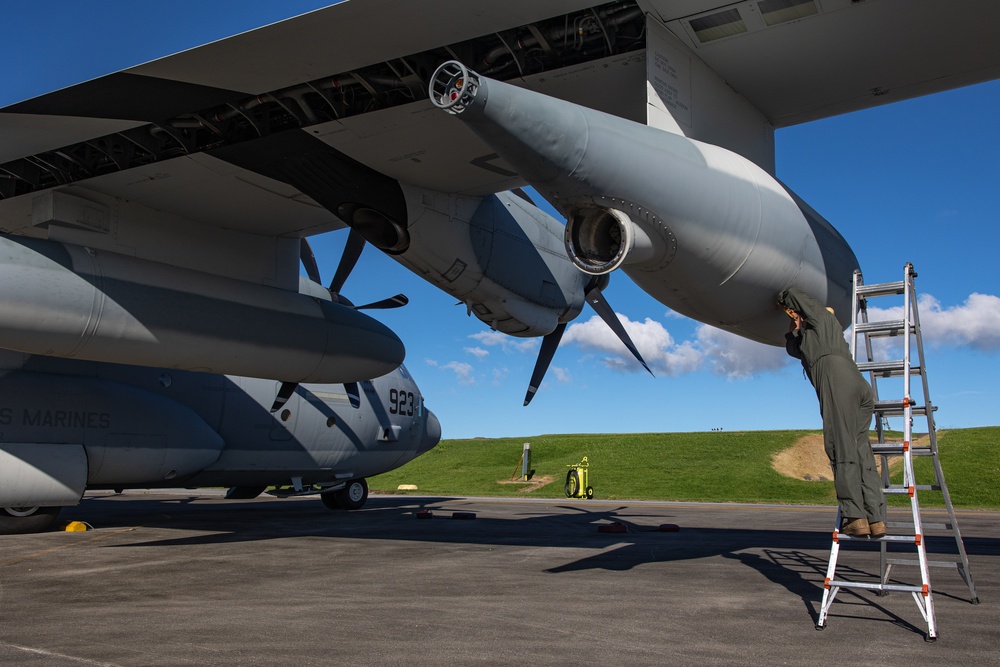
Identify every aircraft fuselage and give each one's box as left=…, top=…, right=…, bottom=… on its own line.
left=0, top=351, right=440, bottom=532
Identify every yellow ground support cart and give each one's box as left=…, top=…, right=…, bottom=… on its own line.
left=564, top=456, right=594, bottom=499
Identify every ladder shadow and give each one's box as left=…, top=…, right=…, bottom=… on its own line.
left=723, top=549, right=826, bottom=621
left=726, top=548, right=926, bottom=637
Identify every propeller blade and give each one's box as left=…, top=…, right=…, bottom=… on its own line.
left=329, top=228, right=367, bottom=295
left=523, top=322, right=567, bottom=406
left=355, top=294, right=409, bottom=310
left=270, top=381, right=298, bottom=413
left=585, top=285, right=654, bottom=376
left=299, top=238, right=322, bottom=284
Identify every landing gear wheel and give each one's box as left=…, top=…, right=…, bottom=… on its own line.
left=0, top=506, right=61, bottom=534
left=564, top=470, right=580, bottom=498
left=322, top=479, right=369, bottom=510
left=320, top=491, right=340, bottom=510
left=585, top=486, right=595, bottom=500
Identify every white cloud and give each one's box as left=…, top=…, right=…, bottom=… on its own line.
left=469, top=330, right=539, bottom=353
left=562, top=314, right=795, bottom=379
left=464, top=346, right=489, bottom=360
left=867, top=292, right=1000, bottom=352
left=695, top=325, right=790, bottom=379
left=551, top=366, right=571, bottom=383
left=441, top=361, right=475, bottom=385
left=563, top=314, right=703, bottom=376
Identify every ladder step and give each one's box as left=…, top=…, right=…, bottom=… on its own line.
left=856, top=360, right=922, bottom=377
left=873, top=400, right=933, bottom=416
left=855, top=319, right=913, bottom=337
left=886, top=522, right=951, bottom=531
left=828, top=579, right=924, bottom=594
left=856, top=281, right=906, bottom=297
left=870, top=443, right=934, bottom=455
left=922, top=522, right=950, bottom=530
left=886, top=558, right=960, bottom=570
left=838, top=533, right=919, bottom=543
left=884, top=485, right=940, bottom=494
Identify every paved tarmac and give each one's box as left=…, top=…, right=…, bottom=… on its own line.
left=0, top=492, right=996, bottom=666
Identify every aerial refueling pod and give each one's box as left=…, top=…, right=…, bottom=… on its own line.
left=0, top=234, right=404, bottom=383
left=429, top=61, right=859, bottom=346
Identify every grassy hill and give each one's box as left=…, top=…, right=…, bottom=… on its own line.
left=370, top=426, right=1000, bottom=509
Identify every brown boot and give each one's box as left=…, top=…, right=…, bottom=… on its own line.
left=869, top=521, right=887, bottom=538
left=841, top=517, right=871, bottom=537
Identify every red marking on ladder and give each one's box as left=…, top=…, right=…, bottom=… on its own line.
left=824, top=577, right=831, bottom=589
left=921, top=584, right=929, bottom=597
left=832, top=530, right=839, bottom=543
left=915, top=534, right=922, bottom=546
left=903, top=397, right=913, bottom=407
left=903, top=441, right=910, bottom=452
left=908, top=486, right=915, bottom=497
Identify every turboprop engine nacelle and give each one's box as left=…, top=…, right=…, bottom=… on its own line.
left=387, top=186, right=589, bottom=337
left=430, top=62, right=860, bottom=346
left=0, top=234, right=404, bottom=383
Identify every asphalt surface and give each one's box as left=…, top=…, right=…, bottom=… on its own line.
left=0, top=492, right=996, bottom=666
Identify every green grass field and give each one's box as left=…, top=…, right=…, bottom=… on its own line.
left=370, top=426, right=1000, bottom=509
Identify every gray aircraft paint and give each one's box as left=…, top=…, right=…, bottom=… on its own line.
left=430, top=62, right=859, bottom=346
left=396, top=186, right=588, bottom=336
left=0, top=350, right=440, bottom=526
left=213, top=130, right=590, bottom=338
left=0, top=233, right=405, bottom=383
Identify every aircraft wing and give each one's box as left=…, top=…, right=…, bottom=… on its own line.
left=2, top=0, right=999, bottom=283
left=650, top=0, right=1000, bottom=128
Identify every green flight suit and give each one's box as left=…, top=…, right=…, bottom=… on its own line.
left=780, top=287, right=883, bottom=523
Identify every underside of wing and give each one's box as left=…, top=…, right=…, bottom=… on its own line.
left=0, top=0, right=997, bottom=285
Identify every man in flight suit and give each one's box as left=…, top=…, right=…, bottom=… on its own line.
left=779, top=287, right=886, bottom=538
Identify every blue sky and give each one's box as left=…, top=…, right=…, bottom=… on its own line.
left=4, top=2, right=998, bottom=439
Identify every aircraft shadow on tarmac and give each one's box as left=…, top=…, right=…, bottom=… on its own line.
left=60, top=494, right=994, bottom=638
left=71, top=495, right=997, bottom=592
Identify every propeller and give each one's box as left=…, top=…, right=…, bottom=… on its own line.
left=269, top=233, right=408, bottom=413
left=523, top=276, right=652, bottom=406
left=328, top=229, right=366, bottom=297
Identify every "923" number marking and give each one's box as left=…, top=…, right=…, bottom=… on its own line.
left=389, top=389, right=415, bottom=416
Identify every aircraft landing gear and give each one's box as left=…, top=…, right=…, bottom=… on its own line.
left=0, top=506, right=62, bottom=534
left=321, top=478, right=369, bottom=511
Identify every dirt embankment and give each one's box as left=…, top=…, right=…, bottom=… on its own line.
left=497, top=475, right=555, bottom=493
left=772, top=434, right=922, bottom=480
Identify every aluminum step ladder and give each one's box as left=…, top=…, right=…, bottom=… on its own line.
left=815, top=263, right=978, bottom=641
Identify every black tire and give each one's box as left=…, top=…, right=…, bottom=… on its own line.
left=322, top=479, right=369, bottom=511
left=585, top=486, right=595, bottom=500
left=565, top=470, right=580, bottom=498
left=224, top=485, right=267, bottom=500
left=0, top=506, right=62, bottom=534
left=320, top=490, right=341, bottom=510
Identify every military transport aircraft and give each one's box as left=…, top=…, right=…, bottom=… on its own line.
left=2, top=1, right=999, bottom=524
left=0, top=348, right=441, bottom=534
